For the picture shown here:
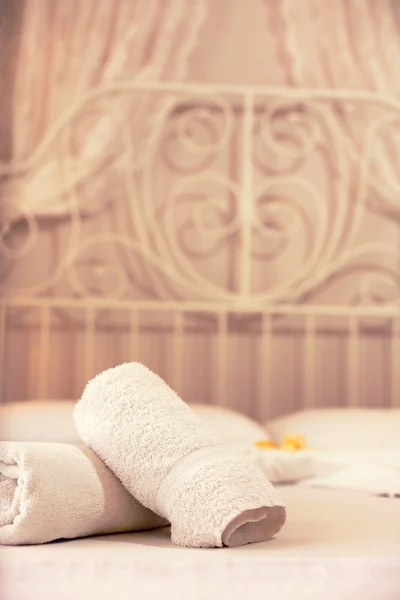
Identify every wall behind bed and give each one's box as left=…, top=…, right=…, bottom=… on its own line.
left=1, top=0, right=400, bottom=418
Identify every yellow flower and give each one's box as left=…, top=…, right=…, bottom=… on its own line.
left=254, top=439, right=279, bottom=449
left=254, top=433, right=307, bottom=451
left=281, top=434, right=307, bottom=451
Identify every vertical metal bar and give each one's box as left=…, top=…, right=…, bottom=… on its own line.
left=216, top=312, right=228, bottom=406
left=304, top=314, right=317, bottom=409
left=172, top=311, right=184, bottom=394
left=391, top=317, right=400, bottom=408
left=0, top=305, right=6, bottom=402
left=84, top=307, right=95, bottom=384
left=129, top=310, right=140, bottom=361
left=348, top=316, right=360, bottom=406
left=260, top=312, right=272, bottom=422
left=38, top=306, right=51, bottom=398
left=239, top=92, right=254, bottom=297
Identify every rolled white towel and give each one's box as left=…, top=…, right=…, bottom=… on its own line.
left=0, top=442, right=166, bottom=545
left=74, top=362, right=286, bottom=548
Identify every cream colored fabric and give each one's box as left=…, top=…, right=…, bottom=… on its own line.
left=0, top=441, right=165, bottom=545
left=74, top=362, right=286, bottom=548
left=268, top=408, right=400, bottom=450
left=299, top=448, right=400, bottom=496
left=0, top=401, right=81, bottom=444
left=1, top=487, right=399, bottom=600
left=191, top=404, right=271, bottom=446
left=0, top=400, right=270, bottom=446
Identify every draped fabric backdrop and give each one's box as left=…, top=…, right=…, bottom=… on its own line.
left=0, top=0, right=207, bottom=225
left=2, top=0, right=399, bottom=229
left=267, top=0, right=400, bottom=227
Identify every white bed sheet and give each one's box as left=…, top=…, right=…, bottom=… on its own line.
left=1, top=487, right=399, bottom=600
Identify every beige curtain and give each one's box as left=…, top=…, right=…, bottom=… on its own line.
left=267, top=0, right=400, bottom=221
left=0, top=0, right=207, bottom=225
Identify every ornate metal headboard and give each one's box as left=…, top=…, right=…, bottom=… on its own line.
left=1, top=82, right=400, bottom=416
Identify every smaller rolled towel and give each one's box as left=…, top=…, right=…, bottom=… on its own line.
left=0, top=442, right=166, bottom=545
left=74, top=363, right=286, bottom=548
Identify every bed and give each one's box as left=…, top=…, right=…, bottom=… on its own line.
left=2, top=77, right=400, bottom=599
left=1, top=487, right=399, bottom=600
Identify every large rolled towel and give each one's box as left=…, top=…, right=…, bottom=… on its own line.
left=74, top=362, right=286, bottom=548
left=0, top=442, right=166, bottom=545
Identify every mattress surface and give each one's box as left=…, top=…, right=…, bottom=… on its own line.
left=1, top=487, right=399, bottom=600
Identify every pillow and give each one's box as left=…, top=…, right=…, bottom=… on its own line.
left=0, top=400, right=81, bottom=443
left=267, top=408, right=400, bottom=449
left=0, top=400, right=270, bottom=447
left=191, top=404, right=270, bottom=446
